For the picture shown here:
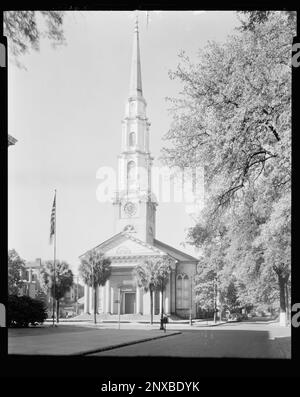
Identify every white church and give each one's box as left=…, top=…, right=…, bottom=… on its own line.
left=80, top=18, right=198, bottom=319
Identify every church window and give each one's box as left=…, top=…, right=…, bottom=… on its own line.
left=176, top=273, right=189, bottom=309
left=127, top=161, right=136, bottom=188
left=176, top=274, right=183, bottom=308
left=182, top=274, right=189, bottom=308
left=129, top=132, right=136, bottom=147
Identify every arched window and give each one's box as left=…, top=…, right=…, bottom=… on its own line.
left=129, top=132, right=136, bottom=147
left=182, top=274, right=189, bottom=309
left=176, top=274, right=183, bottom=309
left=176, top=273, right=189, bottom=309
left=127, top=161, right=136, bottom=188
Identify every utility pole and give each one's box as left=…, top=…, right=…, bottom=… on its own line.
left=50, top=189, right=57, bottom=327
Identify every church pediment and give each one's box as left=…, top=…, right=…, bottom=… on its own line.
left=106, top=237, right=162, bottom=257
left=80, top=232, right=168, bottom=261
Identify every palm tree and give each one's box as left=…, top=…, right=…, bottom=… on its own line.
left=40, top=260, right=74, bottom=323
left=79, top=250, right=111, bottom=324
left=154, top=258, right=172, bottom=329
left=134, top=256, right=173, bottom=325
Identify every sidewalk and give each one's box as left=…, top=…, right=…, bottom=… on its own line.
left=47, top=313, right=228, bottom=326
left=8, top=326, right=181, bottom=356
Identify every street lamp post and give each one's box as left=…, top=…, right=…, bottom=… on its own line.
left=189, top=276, right=193, bottom=326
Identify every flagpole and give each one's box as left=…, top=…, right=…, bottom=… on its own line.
left=52, top=189, right=57, bottom=326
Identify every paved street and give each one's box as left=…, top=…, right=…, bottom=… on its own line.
left=8, top=321, right=290, bottom=358
left=89, top=322, right=291, bottom=358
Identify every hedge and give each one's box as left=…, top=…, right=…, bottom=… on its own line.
left=7, top=295, right=48, bottom=327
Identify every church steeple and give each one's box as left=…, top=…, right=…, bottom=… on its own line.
left=129, top=15, right=143, bottom=98
left=113, top=16, right=157, bottom=244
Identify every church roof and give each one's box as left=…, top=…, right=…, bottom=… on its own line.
left=25, top=258, right=42, bottom=268
left=80, top=231, right=168, bottom=259
left=79, top=232, right=198, bottom=264
left=153, top=239, right=198, bottom=262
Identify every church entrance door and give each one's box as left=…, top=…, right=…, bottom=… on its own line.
left=124, top=292, right=136, bottom=314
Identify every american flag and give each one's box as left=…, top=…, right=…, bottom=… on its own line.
left=50, top=191, right=56, bottom=244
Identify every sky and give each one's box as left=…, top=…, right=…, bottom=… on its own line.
left=8, top=10, right=240, bottom=275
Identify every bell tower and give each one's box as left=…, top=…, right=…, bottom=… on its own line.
left=113, top=16, right=157, bottom=244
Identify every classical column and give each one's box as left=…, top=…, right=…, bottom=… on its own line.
left=97, top=285, right=101, bottom=313
left=159, top=291, right=163, bottom=315
left=84, top=284, right=89, bottom=314
left=95, top=286, right=99, bottom=313
left=28, top=268, right=32, bottom=283
left=165, top=276, right=171, bottom=315
left=152, top=291, right=156, bottom=316
left=136, top=286, right=141, bottom=314
left=110, top=286, right=114, bottom=314
left=105, top=279, right=111, bottom=314
left=100, top=285, right=105, bottom=313
left=89, top=286, right=93, bottom=313
left=143, top=290, right=151, bottom=315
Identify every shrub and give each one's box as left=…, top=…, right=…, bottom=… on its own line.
left=7, top=295, right=48, bottom=327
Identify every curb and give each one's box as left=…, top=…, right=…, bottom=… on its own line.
left=71, top=331, right=182, bottom=356
left=209, top=322, right=227, bottom=327
left=192, top=321, right=227, bottom=327
left=46, top=319, right=196, bottom=325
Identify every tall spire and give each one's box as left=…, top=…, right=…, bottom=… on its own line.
left=129, top=13, right=143, bottom=98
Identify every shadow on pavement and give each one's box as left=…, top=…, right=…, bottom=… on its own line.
left=93, top=329, right=291, bottom=358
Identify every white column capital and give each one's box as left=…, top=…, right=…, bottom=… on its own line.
left=84, top=284, right=89, bottom=314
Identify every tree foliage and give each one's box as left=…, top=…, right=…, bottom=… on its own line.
left=79, top=251, right=111, bottom=289
left=8, top=249, right=26, bottom=295
left=134, top=257, right=173, bottom=292
left=7, top=295, right=48, bottom=327
left=3, top=11, right=65, bottom=59
left=39, top=260, right=73, bottom=322
left=79, top=250, right=111, bottom=323
left=163, top=11, right=293, bottom=319
left=237, top=10, right=296, bottom=31
left=134, top=256, right=173, bottom=324
left=194, top=258, right=216, bottom=311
